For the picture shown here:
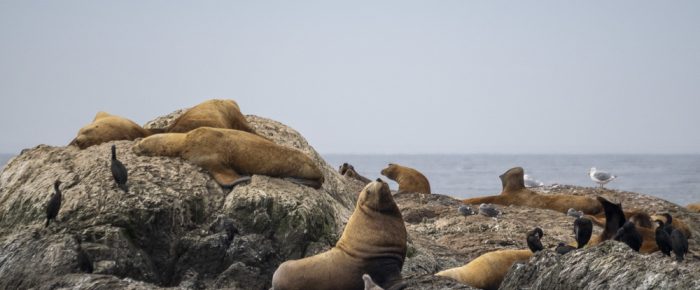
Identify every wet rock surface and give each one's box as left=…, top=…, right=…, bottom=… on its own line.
left=1, top=110, right=698, bottom=289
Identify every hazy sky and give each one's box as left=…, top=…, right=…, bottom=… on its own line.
left=1, top=1, right=699, bottom=154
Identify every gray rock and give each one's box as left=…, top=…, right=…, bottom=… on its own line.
left=500, top=241, right=700, bottom=290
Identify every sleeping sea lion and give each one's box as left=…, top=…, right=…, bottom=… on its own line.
left=380, top=163, right=431, bottom=194
left=133, top=127, right=324, bottom=188
left=70, top=112, right=152, bottom=149
left=462, top=167, right=602, bottom=215
left=435, top=249, right=532, bottom=290
left=271, top=179, right=407, bottom=290
left=166, top=99, right=257, bottom=134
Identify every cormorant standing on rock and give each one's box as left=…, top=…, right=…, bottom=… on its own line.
left=613, top=221, right=642, bottom=252
left=111, top=144, right=128, bottom=193
left=661, top=213, right=675, bottom=235
left=655, top=220, right=672, bottom=256
left=574, top=217, right=593, bottom=249
left=671, top=228, right=688, bottom=262
left=526, top=227, right=544, bottom=253
left=45, top=180, right=62, bottom=227
left=75, top=235, right=93, bottom=273
left=556, top=242, right=576, bottom=255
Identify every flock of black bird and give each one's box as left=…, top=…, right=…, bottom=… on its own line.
left=42, top=144, right=129, bottom=273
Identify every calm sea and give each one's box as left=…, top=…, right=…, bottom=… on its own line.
left=1, top=154, right=698, bottom=205
left=324, top=154, right=700, bottom=206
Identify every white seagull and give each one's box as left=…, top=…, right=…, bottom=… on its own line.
left=589, top=167, right=617, bottom=188
left=524, top=174, right=544, bottom=188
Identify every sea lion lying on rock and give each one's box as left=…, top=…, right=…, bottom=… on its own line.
left=271, top=179, right=407, bottom=290
left=339, top=163, right=371, bottom=184
left=687, top=203, right=700, bottom=213
left=380, top=163, right=431, bottom=194
left=133, top=127, right=324, bottom=188
left=166, top=99, right=258, bottom=134
left=70, top=112, right=152, bottom=149
left=435, top=249, right=533, bottom=290
left=463, top=167, right=602, bottom=215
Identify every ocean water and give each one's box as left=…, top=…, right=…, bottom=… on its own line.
left=324, top=154, right=700, bottom=206
left=2, top=153, right=699, bottom=205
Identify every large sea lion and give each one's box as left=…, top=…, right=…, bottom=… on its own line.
left=380, top=163, right=431, bottom=194
left=133, top=127, right=324, bottom=188
left=70, top=112, right=152, bottom=149
left=271, top=179, right=407, bottom=290
left=587, top=196, right=658, bottom=253
left=435, top=249, right=532, bottom=290
left=166, top=99, right=257, bottom=134
left=462, top=167, right=602, bottom=215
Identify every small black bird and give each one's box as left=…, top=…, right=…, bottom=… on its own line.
left=574, top=217, right=593, bottom=249
left=613, top=221, right=642, bottom=252
left=655, top=220, right=672, bottom=257
left=556, top=242, right=576, bottom=255
left=110, top=144, right=128, bottom=193
left=671, top=228, right=689, bottom=262
left=526, top=227, right=544, bottom=253
left=661, top=213, right=675, bottom=235
left=45, top=180, right=62, bottom=227
left=75, top=236, right=93, bottom=273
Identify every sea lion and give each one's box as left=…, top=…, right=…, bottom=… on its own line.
left=435, top=249, right=532, bottom=290
left=574, top=217, right=593, bottom=248
left=655, top=220, right=672, bottom=256
left=362, top=274, right=385, bottom=290
left=110, top=145, right=128, bottom=193
left=463, top=167, right=602, bottom=215
left=70, top=112, right=152, bottom=149
left=380, top=163, right=431, bottom=194
left=671, top=229, right=688, bottom=262
left=271, top=179, right=407, bottom=290
left=687, top=203, right=700, bottom=213
left=588, top=197, right=659, bottom=253
left=166, top=99, right=257, bottom=134
left=526, top=227, right=544, bottom=253
left=340, top=163, right=371, bottom=184
left=133, top=127, right=324, bottom=188
left=613, top=221, right=643, bottom=252
left=45, top=180, right=62, bottom=227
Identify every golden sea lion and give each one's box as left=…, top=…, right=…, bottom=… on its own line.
left=132, top=127, right=324, bottom=188
left=435, top=249, right=532, bottom=290
left=166, top=99, right=257, bottom=134
left=687, top=203, right=700, bottom=213
left=463, top=167, right=602, bottom=215
left=271, top=179, right=407, bottom=290
left=380, top=163, right=431, bottom=194
left=70, top=112, right=152, bottom=149
left=339, top=163, right=371, bottom=184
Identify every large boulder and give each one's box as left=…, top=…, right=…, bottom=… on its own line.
left=0, top=112, right=364, bottom=289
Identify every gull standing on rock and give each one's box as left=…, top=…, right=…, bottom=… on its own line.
left=524, top=174, right=544, bottom=188
left=589, top=167, right=617, bottom=188
left=479, top=203, right=501, bottom=217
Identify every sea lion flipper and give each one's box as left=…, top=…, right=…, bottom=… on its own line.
left=210, top=167, right=242, bottom=186
left=284, top=177, right=322, bottom=189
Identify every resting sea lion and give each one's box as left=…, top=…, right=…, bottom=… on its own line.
left=133, top=127, right=324, bottom=188
left=271, top=179, right=407, bottom=290
left=380, top=163, right=431, bottom=194
left=435, top=249, right=532, bottom=290
left=70, top=112, right=152, bottom=149
left=462, top=167, right=602, bottom=215
left=166, top=99, right=257, bottom=134
left=339, top=163, right=371, bottom=184
left=687, top=203, right=700, bottom=213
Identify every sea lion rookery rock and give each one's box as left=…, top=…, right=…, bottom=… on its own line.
left=380, top=163, right=431, bottom=194
left=133, top=127, right=324, bottom=188
left=462, top=167, right=602, bottom=215
left=271, top=179, right=407, bottom=290
left=70, top=112, right=152, bottom=149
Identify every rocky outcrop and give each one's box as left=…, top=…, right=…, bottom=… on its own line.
left=0, top=113, right=363, bottom=289
left=501, top=241, right=700, bottom=289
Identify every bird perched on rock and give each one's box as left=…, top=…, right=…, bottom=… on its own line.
left=655, top=220, right=672, bottom=256
left=567, top=208, right=583, bottom=219
left=458, top=205, right=476, bottom=219
left=45, top=180, right=62, bottom=227
left=556, top=242, right=576, bottom=255
left=523, top=174, right=544, bottom=188
left=671, top=228, right=688, bottom=262
left=479, top=203, right=500, bottom=217
left=574, top=217, right=593, bottom=249
left=526, top=227, right=544, bottom=253
left=613, top=221, right=642, bottom=252
left=362, top=274, right=385, bottom=290
left=589, top=167, right=617, bottom=188
left=110, top=144, right=128, bottom=193
left=74, top=235, right=93, bottom=273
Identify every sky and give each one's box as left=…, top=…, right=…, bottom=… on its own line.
left=1, top=1, right=699, bottom=154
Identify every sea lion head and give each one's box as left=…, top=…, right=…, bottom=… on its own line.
left=132, top=133, right=186, bottom=157
left=71, top=121, right=113, bottom=149
left=499, top=167, right=526, bottom=192
left=358, top=178, right=399, bottom=213
left=380, top=163, right=398, bottom=179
